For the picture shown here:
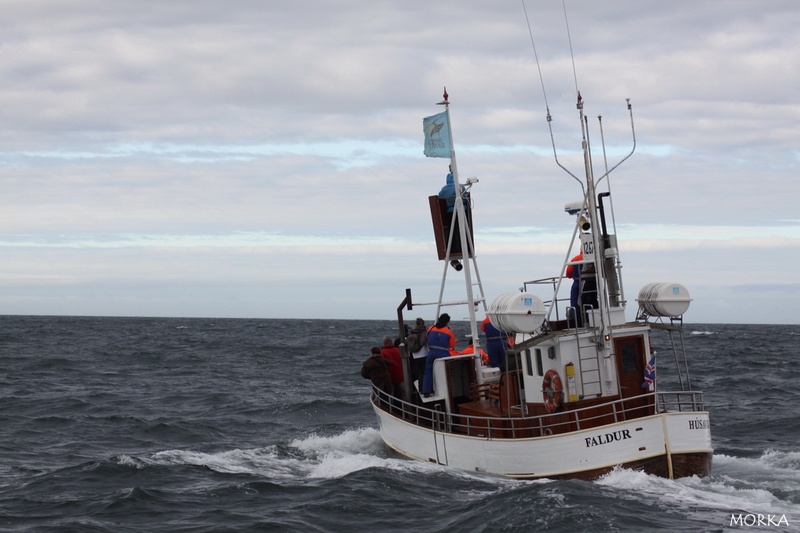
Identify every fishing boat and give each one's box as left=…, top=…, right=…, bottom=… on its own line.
left=366, top=87, right=712, bottom=480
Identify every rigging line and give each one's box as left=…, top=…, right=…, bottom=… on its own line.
left=521, top=0, right=549, bottom=111
left=561, top=0, right=580, bottom=97
left=522, top=0, right=583, bottom=192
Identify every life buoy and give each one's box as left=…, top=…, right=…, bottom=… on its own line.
left=542, top=369, right=564, bottom=413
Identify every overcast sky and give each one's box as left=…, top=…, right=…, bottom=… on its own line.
left=1, top=1, right=798, bottom=324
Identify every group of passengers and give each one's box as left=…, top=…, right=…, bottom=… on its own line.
left=361, top=314, right=514, bottom=400
left=360, top=336, right=405, bottom=398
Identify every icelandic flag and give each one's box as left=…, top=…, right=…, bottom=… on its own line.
left=642, top=356, right=656, bottom=390
left=423, top=111, right=450, bottom=158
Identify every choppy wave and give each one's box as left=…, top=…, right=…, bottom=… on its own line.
left=598, top=457, right=798, bottom=511
left=2, top=317, right=799, bottom=532
left=118, top=428, right=420, bottom=482
left=121, top=428, right=800, bottom=520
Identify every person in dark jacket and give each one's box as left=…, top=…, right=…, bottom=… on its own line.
left=381, top=336, right=405, bottom=397
left=407, top=317, right=428, bottom=383
left=481, top=316, right=513, bottom=369
left=421, top=313, right=457, bottom=396
left=394, top=324, right=410, bottom=347
left=361, top=346, right=393, bottom=396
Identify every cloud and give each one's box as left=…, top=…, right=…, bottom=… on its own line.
left=0, top=1, right=798, bottom=322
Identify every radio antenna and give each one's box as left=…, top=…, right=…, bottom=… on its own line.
left=521, top=0, right=550, bottom=112
left=561, top=0, right=580, bottom=98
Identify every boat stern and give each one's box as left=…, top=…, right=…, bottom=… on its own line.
left=662, top=410, right=713, bottom=478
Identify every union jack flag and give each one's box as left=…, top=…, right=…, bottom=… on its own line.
left=642, top=356, right=656, bottom=390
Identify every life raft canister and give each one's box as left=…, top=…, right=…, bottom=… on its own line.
left=542, top=369, right=564, bottom=413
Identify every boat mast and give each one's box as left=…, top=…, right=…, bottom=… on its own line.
left=437, top=89, right=483, bottom=352
left=576, top=92, right=611, bottom=337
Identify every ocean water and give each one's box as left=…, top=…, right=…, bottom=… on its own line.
left=0, top=316, right=798, bottom=532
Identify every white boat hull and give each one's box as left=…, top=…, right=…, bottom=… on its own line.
left=373, top=402, right=712, bottom=479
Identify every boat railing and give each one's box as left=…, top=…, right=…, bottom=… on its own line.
left=656, top=390, right=705, bottom=412
left=523, top=277, right=567, bottom=323
left=370, top=387, right=705, bottom=439
left=522, top=276, right=599, bottom=333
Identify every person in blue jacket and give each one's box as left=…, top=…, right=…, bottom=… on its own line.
left=421, top=313, right=457, bottom=396
left=481, top=316, right=513, bottom=369
left=438, top=167, right=470, bottom=258
left=438, top=166, right=467, bottom=213
left=566, top=252, right=583, bottom=326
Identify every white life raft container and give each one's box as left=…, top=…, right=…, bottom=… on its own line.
left=637, top=282, right=692, bottom=317
left=487, top=292, right=546, bottom=333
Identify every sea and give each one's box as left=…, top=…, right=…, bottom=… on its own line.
left=0, top=316, right=798, bottom=533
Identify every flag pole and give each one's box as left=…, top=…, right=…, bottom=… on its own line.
left=439, top=88, right=482, bottom=358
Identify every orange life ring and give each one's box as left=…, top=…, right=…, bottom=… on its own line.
left=542, top=369, right=564, bottom=413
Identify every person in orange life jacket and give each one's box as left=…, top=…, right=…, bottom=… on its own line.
left=380, top=336, right=405, bottom=397
left=421, top=313, right=457, bottom=396
left=567, top=251, right=598, bottom=324
left=481, top=316, right=513, bottom=369
left=361, top=346, right=393, bottom=396
left=456, top=338, right=488, bottom=365
left=566, top=252, right=583, bottom=304
left=566, top=252, right=583, bottom=325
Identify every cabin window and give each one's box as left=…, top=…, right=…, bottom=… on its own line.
left=535, top=348, right=543, bottom=376
left=525, top=349, right=533, bottom=376
left=621, top=343, right=637, bottom=372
